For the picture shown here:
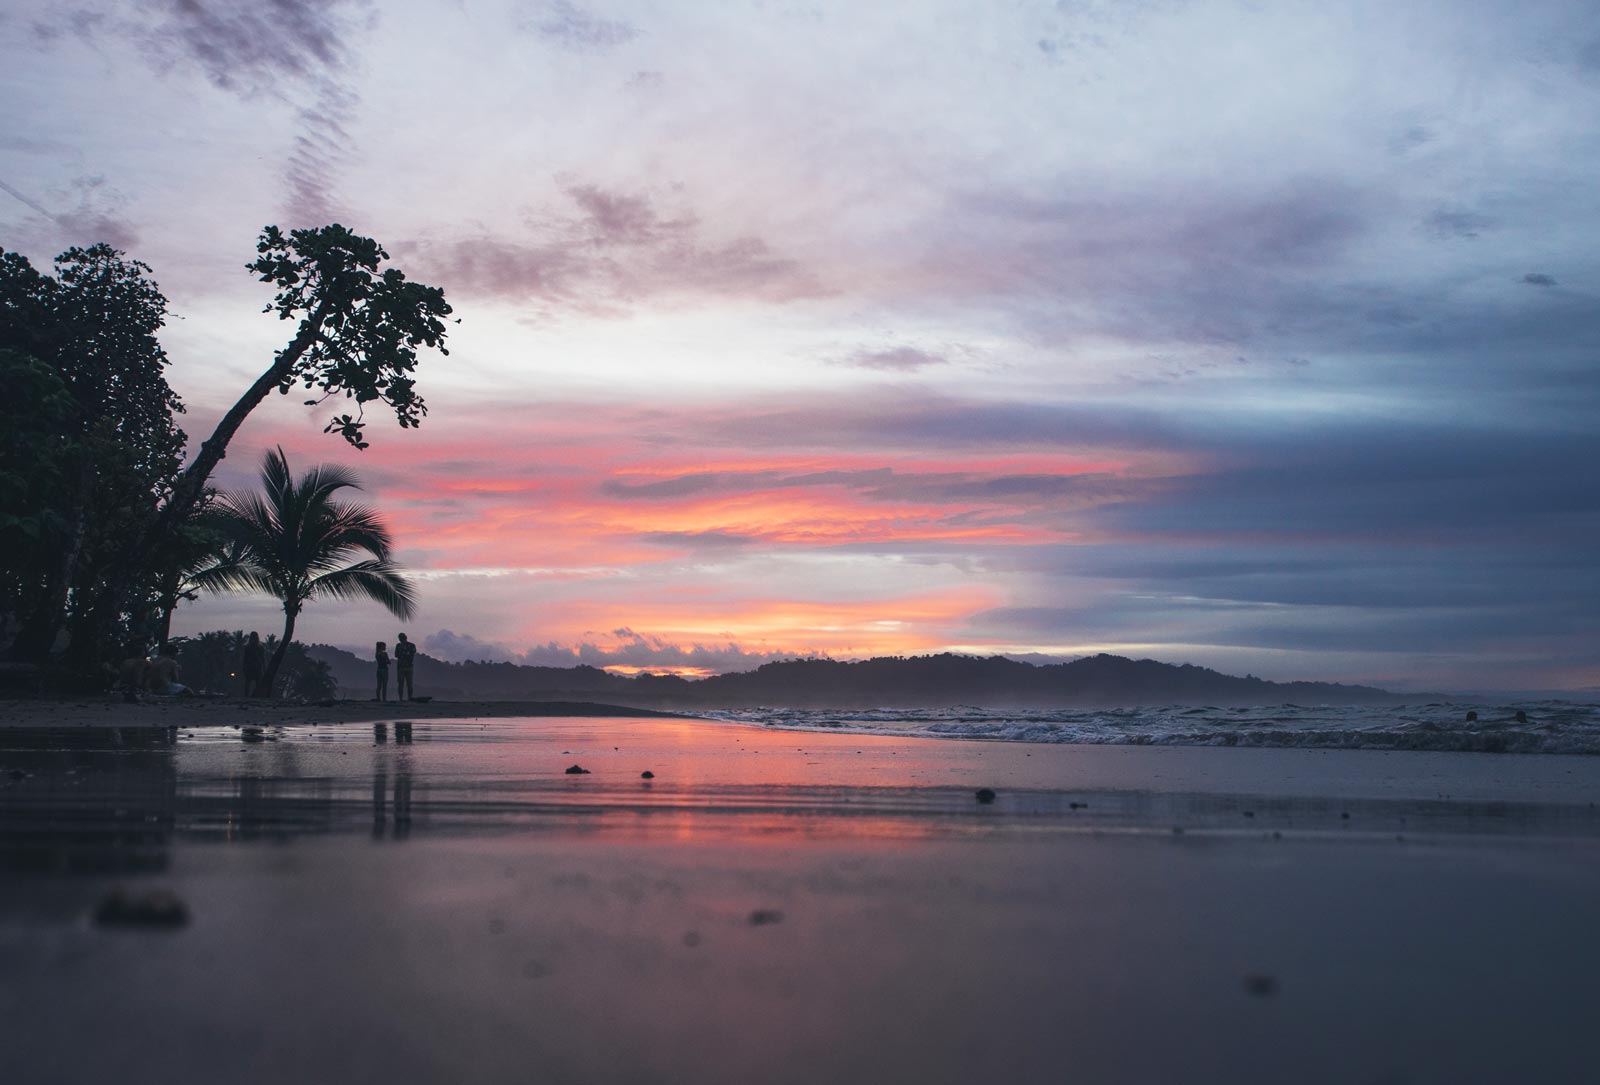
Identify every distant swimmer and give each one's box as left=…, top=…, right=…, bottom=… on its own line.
left=1515, top=710, right=1528, bottom=724
left=1465, top=710, right=1478, bottom=722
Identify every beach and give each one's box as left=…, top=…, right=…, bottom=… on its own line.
left=2, top=711, right=1598, bottom=1084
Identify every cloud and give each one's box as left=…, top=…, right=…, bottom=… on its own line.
left=836, top=346, right=948, bottom=371
left=0, top=174, right=139, bottom=250
left=29, top=1, right=372, bottom=224
left=636, top=530, right=756, bottom=550
left=400, top=182, right=824, bottom=313
left=520, top=1, right=639, bottom=51
left=134, top=0, right=367, bottom=93
left=1424, top=207, right=1493, bottom=239
left=600, top=463, right=1135, bottom=513
left=423, top=628, right=517, bottom=663
left=1522, top=272, right=1557, bottom=286
left=516, top=628, right=806, bottom=674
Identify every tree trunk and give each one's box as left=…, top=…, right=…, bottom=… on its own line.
left=153, top=582, right=179, bottom=649
left=260, top=604, right=299, bottom=699
left=161, top=296, right=334, bottom=535
left=96, top=297, right=335, bottom=655
left=11, top=460, right=93, bottom=661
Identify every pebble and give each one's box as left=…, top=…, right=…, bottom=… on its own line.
left=94, top=888, right=189, bottom=929
left=640, top=771, right=655, bottom=779
left=1243, top=974, right=1278, bottom=997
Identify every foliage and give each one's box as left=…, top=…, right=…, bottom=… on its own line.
left=0, top=245, right=186, bottom=664
left=0, top=226, right=446, bottom=682
left=190, top=447, right=416, bottom=697
left=171, top=630, right=336, bottom=700
left=248, top=223, right=452, bottom=450
left=0, top=350, right=76, bottom=644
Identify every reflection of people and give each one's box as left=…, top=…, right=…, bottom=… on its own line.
left=146, top=643, right=190, bottom=695
left=241, top=632, right=265, bottom=698
left=394, top=632, right=416, bottom=700
left=375, top=641, right=390, bottom=702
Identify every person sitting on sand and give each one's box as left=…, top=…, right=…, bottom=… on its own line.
left=241, top=632, right=265, bottom=698
left=394, top=632, right=416, bottom=701
left=145, top=643, right=190, bottom=696
left=117, top=650, right=151, bottom=697
left=375, top=641, right=390, bottom=702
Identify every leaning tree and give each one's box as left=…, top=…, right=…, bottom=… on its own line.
left=107, top=224, right=452, bottom=650
left=191, top=446, right=415, bottom=697
left=164, top=224, right=453, bottom=529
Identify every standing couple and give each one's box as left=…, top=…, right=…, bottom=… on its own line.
left=375, top=632, right=416, bottom=701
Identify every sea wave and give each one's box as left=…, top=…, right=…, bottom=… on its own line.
left=697, top=701, right=1600, bottom=755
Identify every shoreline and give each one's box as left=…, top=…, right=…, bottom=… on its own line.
left=0, top=695, right=691, bottom=729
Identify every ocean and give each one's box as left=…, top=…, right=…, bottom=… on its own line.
left=699, top=700, right=1600, bottom=755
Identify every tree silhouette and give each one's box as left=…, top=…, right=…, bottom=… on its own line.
left=0, top=245, right=186, bottom=665
left=163, top=225, right=452, bottom=533
left=191, top=447, right=415, bottom=697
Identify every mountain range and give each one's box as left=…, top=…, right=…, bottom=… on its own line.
left=305, top=645, right=1405, bottom=708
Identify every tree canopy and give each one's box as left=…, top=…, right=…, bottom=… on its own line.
left=0, top=245, right=187, bottom=666
left=1, top=226, right=449, bottom=679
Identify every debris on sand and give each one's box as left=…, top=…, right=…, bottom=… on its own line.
left=565, top=764, right=590, bottom=775
left=94, top=888, right=189, bottom=929
left=1243, top=973, right=1279, bottom=997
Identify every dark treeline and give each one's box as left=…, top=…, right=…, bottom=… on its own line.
left=174, top=631, right=336, bottom=701
left=304, top=645, right=1399, bottom=708
left=0, top=228, right=449, bottom=693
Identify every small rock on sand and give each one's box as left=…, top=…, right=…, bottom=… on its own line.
left=975, top=788, right=997, bottom=804
left=640, top=770, right=654, bottom=779
left=748, top=909, right=784, bottom=926
left=94, top=888, right=189, bottom=929
left=1243, top=974, right=1278, bottom=997
left=565, top=764, right=590, bottom=775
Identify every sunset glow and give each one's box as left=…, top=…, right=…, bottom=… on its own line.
left=6, top=1, right=1596, bottom=691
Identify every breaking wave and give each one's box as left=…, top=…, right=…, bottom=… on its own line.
left=698, top=701, right=1600, bottom=755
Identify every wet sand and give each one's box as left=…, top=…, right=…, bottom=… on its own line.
left=0, top=695, right=686, bottom=729
left=2, top=716, right=1598, bottom=1084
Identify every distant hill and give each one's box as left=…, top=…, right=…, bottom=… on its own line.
left=305, top=645, right=1402, bottom=708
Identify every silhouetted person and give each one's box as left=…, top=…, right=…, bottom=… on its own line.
left=375, top=641, right=390, bottom=702
left=241, top=632, right=265, bottom=697
left=1515, top=710, right=1528, bottom=724
left=394, top=632, right=416, bottom=700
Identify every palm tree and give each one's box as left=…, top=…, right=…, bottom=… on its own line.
left=191, top=446, right=415, bottom=697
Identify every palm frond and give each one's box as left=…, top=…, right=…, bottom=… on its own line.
left=187, top=559, right=277, bottom=597
left=306, top=559, right=417, bottom=620
left=203, top=447, right=415, bottom=620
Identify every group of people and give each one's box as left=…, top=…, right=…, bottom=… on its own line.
left=116, top=632, right=423, bottom=702
left=374, top=632, right=417, bottom=702
left=116, top=642, right=189, bottom=698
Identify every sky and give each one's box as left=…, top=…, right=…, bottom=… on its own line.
left=2, top=1, right=1597, bottom=691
